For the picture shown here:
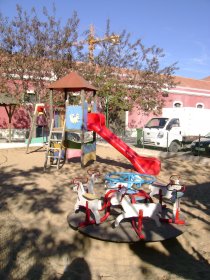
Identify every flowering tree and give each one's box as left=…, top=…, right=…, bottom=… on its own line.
left=0, top=4, right=81, bottom=122
left=77, top=20, right=178, bottom=130
left=0, top=5, right=178, bottom=130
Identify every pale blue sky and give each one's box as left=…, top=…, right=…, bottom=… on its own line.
left=1, top=0, right=209, bottom=80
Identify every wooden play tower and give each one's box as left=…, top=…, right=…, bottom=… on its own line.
left=44, top=71, right=98, bottom=170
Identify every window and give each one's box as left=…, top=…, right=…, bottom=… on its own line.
left=196, top=103, right=204, bottom=109
left=145, top=118, right=169, bottom=128
left=24, top=91, right=36, bottom=103
left=173, top=101, right=183, bottom=107
left=166, top=118, right=180, bottom=130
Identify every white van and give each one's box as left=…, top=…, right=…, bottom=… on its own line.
left=141, top=107, right=210, bottom=152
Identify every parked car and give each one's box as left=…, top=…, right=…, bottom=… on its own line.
left=190, top=132, right=210, bottom=156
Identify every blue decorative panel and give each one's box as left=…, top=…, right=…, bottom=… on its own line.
left=83, top=142, right=96, bottom=154
left=92, top=102, right=97, bottom=112
left=66, top=106, right=83, bottom=130
left=65, top=105, right=88, bottom=130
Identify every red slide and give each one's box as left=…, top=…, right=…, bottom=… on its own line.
left=87, top=113, right=161, bottom=175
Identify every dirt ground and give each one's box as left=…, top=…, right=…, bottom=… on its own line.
left=0, top=143, right=209, bottom=280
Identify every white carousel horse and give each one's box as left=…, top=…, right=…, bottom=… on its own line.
left=111, top=190, right=162, bottom=227
left=149, top=179, right=184, bottom=200
left=149, top=175, right=185, bottom=222
left=86, top=172, right=100, bottom=194
left=149, top=183, right=173, bottom=199
left=73, top=180, right=102, bottom=224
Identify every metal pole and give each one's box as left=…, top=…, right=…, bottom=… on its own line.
left=49, top=89, right=53, bottom=126
left=106, top=95, right=109, bottom=128
left=81, top=89, right=85, bottom=167
left=167, top=131, right=169, bottom=152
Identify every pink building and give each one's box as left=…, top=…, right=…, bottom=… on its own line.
left=0, top=106, right=30, bottom=129
left=1, top=75, right=210, bottom=139
left=128, top=76, right=210, bottom=130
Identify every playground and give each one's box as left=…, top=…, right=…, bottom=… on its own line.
left=0, top=144, right=209, bottom=279
left=0, top=72, right=209, bottom=279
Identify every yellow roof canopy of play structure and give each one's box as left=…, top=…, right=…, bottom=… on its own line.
left=47, top=71, right=97, bottom=92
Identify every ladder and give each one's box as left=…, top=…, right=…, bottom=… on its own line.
left=44, top=118, right=66, bottom=170
left=26, top=103, right=46, bottom=153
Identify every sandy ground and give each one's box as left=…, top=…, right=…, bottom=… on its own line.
left=0, top=143, right=210, bottom=280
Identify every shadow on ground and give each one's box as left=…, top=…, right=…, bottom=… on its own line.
left=0, top=149, right=209, bottom=279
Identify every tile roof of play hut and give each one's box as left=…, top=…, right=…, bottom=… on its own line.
left=47, top=71, right=97, bottom=91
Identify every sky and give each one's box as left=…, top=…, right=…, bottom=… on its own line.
left=0, top=0, right=210, bottom=80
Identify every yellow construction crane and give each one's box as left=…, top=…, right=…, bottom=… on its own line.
left=87, top=24, right=120, bottom=62
left=72, top=24, right=120, bottom=63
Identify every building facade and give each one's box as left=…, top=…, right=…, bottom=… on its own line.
left=1, top=75, right=210, bottom=139
left=127, top=76, right=210, bottom=132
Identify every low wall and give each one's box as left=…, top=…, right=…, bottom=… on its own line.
left=0, top=128, right=29, bottom=141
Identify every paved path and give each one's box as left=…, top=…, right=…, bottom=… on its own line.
left=0, top=142, right=43, bottom=150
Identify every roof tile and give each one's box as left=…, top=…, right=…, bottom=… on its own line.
left=47, top=71, right=97, bottom=91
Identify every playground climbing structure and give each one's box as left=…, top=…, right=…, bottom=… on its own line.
left=46, top=71, right=161, bottom=175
